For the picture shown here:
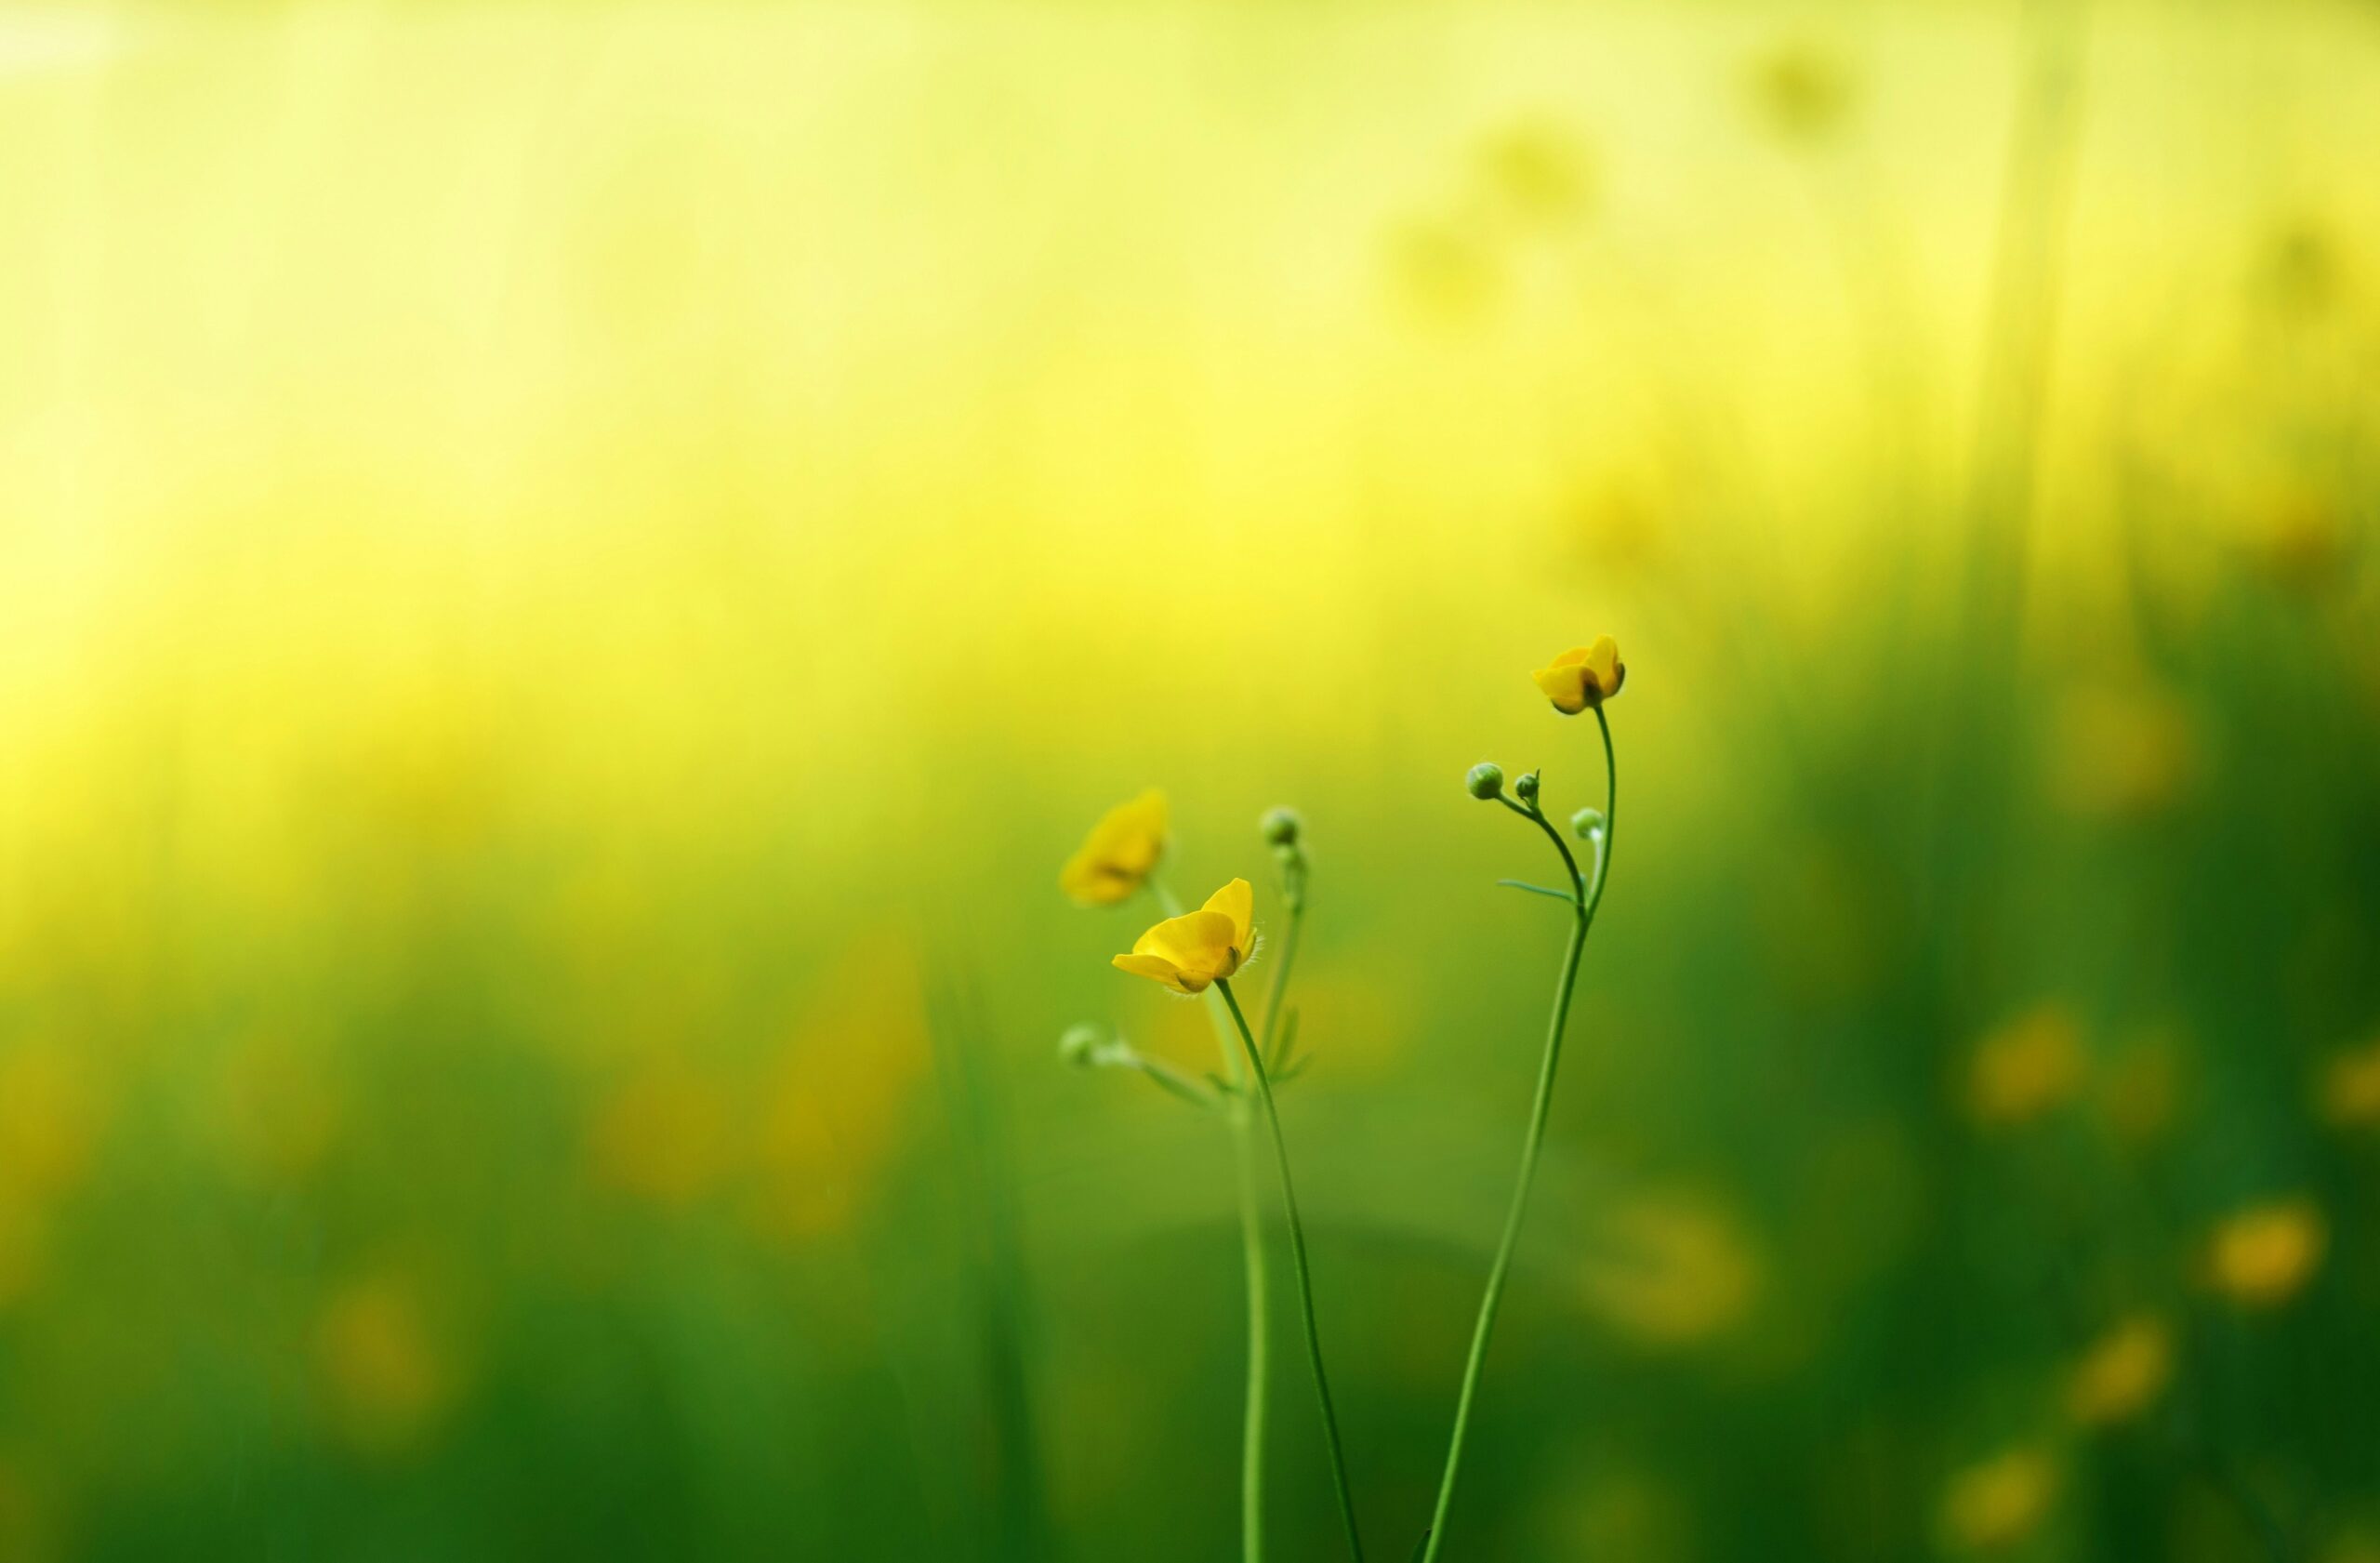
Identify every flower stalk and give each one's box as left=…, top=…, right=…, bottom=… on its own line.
left=1421, top=704, right=1617, bottom=1563
left=1217, top=977, right=1367, bottom=1563
left=1148, top=874, right=1276, bottom=1563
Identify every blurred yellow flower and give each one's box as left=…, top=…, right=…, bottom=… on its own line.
left=588, top=1055, right=732, bottom=1209
left=1060, top=788, right=1170, bottom=907
left=1967, top=1004, right=2084, bottom=1126
left=1476, top=116, right=1596, bottom=229
left=2206, top=1199, right=2327, bottom=1308
left=0, top=1044, right=103, bottom=1201
left=1113, top=878, right=1255, bottom=995
left=2049, top=682, right=2197, bottom=821
left=1577, top=1191, right=1761, bottom=1348
left=1533, top=637, right=1627, bottom=714
left=1939, top=1447, right=2057, bottom=1551
left=2246, top=488, right=2352, bottom=595
left=2320, top=1038, right=2380, bottom=1127
left=2066, top=1315, right=2174, bottom=1426
left=313, top=1272, right=456, bottom=1455
left=1746, top=43, right=1858, bottom=143
left=751, top=939, right=928, bottom=1243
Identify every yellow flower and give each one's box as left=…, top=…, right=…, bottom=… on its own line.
left=2066, top=1315, right=2174, bottom=1427
left=1533, top=637, right=1626, bottom=714
left=1966, top=1004, right=2085, bottom=1127
left=1112, top=878, right=1255, bottom=995
left=2206, top=1199, right=2327, bottom=1308
left=2318, top=1037, right=2380, bottom=1127
left=1940, top=1447, right=2057, bottom=1551
left=1059, top=788, right=1170, bottom=907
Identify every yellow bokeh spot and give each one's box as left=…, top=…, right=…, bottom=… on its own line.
left=2206, top=1199, right=2327, bottom=1309
left=313, top=1273, right=455, bottom=1457
left=1578, top=1192, right=1760, bottom=1348
left=2049, top=682, right=2197, bottom=821
left=588, top=1056, right=733, bottom=1210
left=1940, top=1447, right=2058, bottom=1552
left=1967, top=1004, right=2085, bottom=1127
left=2318, top=1037, right=2380, bottom=1127
left=2066, top=1315, right=2174, bottom=1427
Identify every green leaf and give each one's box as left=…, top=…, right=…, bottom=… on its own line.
left=1495, top=878, right=1575, bottom=903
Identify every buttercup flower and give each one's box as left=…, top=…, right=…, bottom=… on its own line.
left=1939, top=1448, right=2057, bottom=1551
left=1113, top=879, right=1256, bottom=995
left=1533, top=637, right=1626, bottom=714
left=2065, top=1315, right=2174, bottom=1427
left=2206, top=1198, right=2327, bottom=1308
left=1059, top=788, right=1170, bottom=907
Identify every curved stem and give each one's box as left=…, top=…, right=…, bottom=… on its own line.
left=1218, top=979, right=1366, bottom=1563
left=1421, top=707, right=1616, bottom=1562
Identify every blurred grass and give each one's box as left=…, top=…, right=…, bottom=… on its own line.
left=3, top=1, right=2380, bottom=1559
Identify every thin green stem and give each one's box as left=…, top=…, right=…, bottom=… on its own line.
left=1233, top=1106, right=1270, bottom=1563
left=1260, top=893, right=1305, bottom=1068
left=1218, top=979, right=1366, bottom=1563
left=1421, top=707, right=1616, bottom=1563
left=1149, top=873, right=1268, bottom=1563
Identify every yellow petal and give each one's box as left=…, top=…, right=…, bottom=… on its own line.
left=1583, top=635, right=1622, bottom=692
left=1112, top=952, right=1194, bottom=993
left=1130, top=907, right=1230, bottom=967
left=1200, top=878, right=1255, bottom=958
left=1533, top=661, right=1591, bottom=714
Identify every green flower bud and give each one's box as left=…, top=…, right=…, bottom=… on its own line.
left=1466, top=762, right=1505, bottom=800
left=1514, top=770, right=1540, bottom=805
left=1058, top=1024, right=1104, bottom=1067
left=1259, top=806, right=1302, bottom=848
left=1570, top=806, right=1606, bottom=840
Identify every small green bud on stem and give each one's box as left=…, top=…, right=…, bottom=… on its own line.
left=1466, top=762, right=1505, bottom=800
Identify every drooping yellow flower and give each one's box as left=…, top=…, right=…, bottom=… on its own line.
left=1059, top=788, right=1170, bottom=907
left=2206, top=1199, right=2327, bottom=1308
left=1533, top=637, right=1626, bottom=714
left=1940, top=1447, right=2057, bottom=1551
left=1112, top=878, right=1255, bottom=995
left=2066, top=1315, right=2174, bottom=1427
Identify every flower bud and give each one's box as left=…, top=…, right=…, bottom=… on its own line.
left=1058, top=1024, right=1104, bottom=1067
left=1514, top=771, right=1540, bottom=806
left=1466, top=762, right=1505, bottom=800
left=1259, top=806, right=1302, bottom=848
left=1570, top=806, right=1606, bottom=840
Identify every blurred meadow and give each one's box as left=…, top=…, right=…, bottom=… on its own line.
left=4, top=0, right=2380, bottom=1557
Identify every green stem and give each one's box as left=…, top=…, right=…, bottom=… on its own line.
left=1218, top=979, right=1366, bottom=1563
left=1421, top=707, right=1617, bottom=1562
left=1151, top=875, right=1268, bottom=1563
left=1260, top=893, right=1305, bottom=1067
left=1233, top=1107, right=1270, bottom=1563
